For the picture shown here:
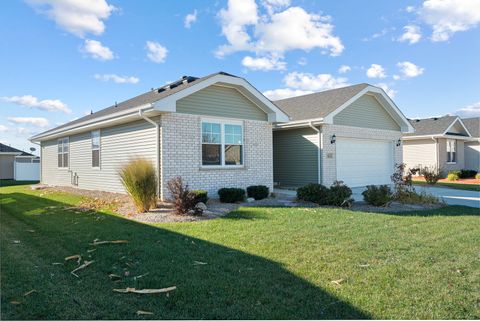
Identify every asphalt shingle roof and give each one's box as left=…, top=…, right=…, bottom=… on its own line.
left=0, top=143, right=34, bottom=156
left=34, top=72, right=236, bottom=138
left=463, top=117, right=480, bottom=138
left=272, top=83, right=369, bottom=121
left=405, top=115, right=464, bottom=136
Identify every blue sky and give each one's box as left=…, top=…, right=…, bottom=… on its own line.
left=1, top=0, right=479, bottom=154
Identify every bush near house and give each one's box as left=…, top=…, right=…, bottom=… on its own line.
left=167, top=177, right=205, bottom=215
left=362, top=185, right=392, bottom=206
left=297, top=181, right=352, bottom=207
left=459, top=169, right=477, bottom=179
left=247, top=185, right=270, bottom=200
left=191, top=190, right=208, bottom=204
left=119, top=158, right=157, bottom=213
left=476, top=173, right=480, bottom=179
left=447, top=171, right=460, bottom=181
left=218, top=188, right=246, bottom=203
left=420, top=166, right=443, bottom=184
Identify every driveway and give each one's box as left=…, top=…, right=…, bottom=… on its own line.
left=352, top=186, right=480, bottom=208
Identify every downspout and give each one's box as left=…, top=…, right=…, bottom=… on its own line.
left=139, top=109, right=161, bottom=199
left=308, top=122, right=322, bottom=184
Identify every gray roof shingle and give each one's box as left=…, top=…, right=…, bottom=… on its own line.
left=34, top=72, right=235, bottom=138
left=0, top=143, right=34, bottom=156
left=272, top=83, right=369, bottom=121
left=463, top=117, right=480, bottom=138
left=405, top=115, right=463, bottom=136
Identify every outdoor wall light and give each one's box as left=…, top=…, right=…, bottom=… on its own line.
left=396, top=139, right=402, bottom=147
left=330, top=134, right=336, bottom=144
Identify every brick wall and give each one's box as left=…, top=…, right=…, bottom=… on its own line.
left=160, top=113, right=273, bottom=200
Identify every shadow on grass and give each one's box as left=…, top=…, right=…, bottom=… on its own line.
left=1, top=192, right=369, bottom=320
left=0, top=180, right=39, bottom=187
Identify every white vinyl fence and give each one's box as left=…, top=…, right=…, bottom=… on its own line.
left=14, top=158, right=40, bottom=181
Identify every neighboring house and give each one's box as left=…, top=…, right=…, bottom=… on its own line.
left=30, top=72, right=289, bottom=200
left=0, top=143, right=40, bottom=180
left=272, top=84, right=414, bottom=188
left=402, top=115, right=477, bottom=173
left=462, top=117, right=480, bottom=171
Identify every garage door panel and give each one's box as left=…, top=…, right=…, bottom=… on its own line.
left=336, top=138, right=394, bottom=187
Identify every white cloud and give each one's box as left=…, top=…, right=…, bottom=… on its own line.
left=284, top=72, right=348, bottom=91
left=366, top=64, right=386, bottom=78
left=375, top=83, right=397, bottom=98
left=7, top=117, right=50, bottom=128
left=263, top=88, right=313, bottom=100
left=1, top=95, right=71, bottom=113
left=241, top=55, right=286, bottom=71
left=94, top=74, right=139, bottom=84
left=0, top=125, right=8, bottom=133
left=362, top=28, right=390, bottom=41
left=405, top=6, right=416, bottom=13
left=398, top=25, right=422, bottom=44
left=455, top=101, right=480, bottom=117
left=397, top=61, right=424, bottom=78
left=184, top=9, right=197, bottom=28
left=81, top=39, right=114, bottom=61
left=338, top=65, right=351, bottom=73
left=26, top=0, right=115, bottom=38
left=419, top=0, right=480, bottom=41
left=216, top=0, right=344, bottom=59
left=146, top=41, right=168, bottom=63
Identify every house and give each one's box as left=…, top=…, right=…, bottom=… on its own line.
left=0, top=143, right=40, bottom=180
left=402, top=115, right=478, bottom=173
left=30, top=72, right=289, bottom=200
left=272, top=84, right=414, bottom=188
left=463, top=117, right=480, bottom=171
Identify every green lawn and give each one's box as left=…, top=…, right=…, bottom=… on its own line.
left=1, top=184, right=479, bottom=320
left=413, top=180, right=480, bottom=191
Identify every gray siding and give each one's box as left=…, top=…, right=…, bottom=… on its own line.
left=438, top=138, right=465, bottom=173
left=402, top=139, right=437, bottom=170
left=273, top=128, right=319, bottom=187
left=177, top=85, right=268, bottom=121
left=0, top=155, right=15, bottom=179
left=41, top=118, right=159, bottom=193
left=464, top=141, right=480, bottom=171
left=333, top=94, right=401, bottom=131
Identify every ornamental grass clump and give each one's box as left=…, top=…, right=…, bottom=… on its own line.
left=119, top=158, right=157, bottom=213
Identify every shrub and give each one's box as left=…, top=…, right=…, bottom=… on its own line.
left=191, top=190, right=208, bottom=204
left=327, top=181, right=353, bottom=207
left=391, top=163, right=416, bottom=196
left=167, top=177, right=201, bottom=215
left=420, top=166, right=442, bottom=185
left=476, top=173, right=480, bottom=179
left=459, top=169, right=477, bottom=178
left=247, top=185, right=269, bottom=200
left=447, top=171, right=460, bottom=181
left=395, top=190, right=441, bottom=205
left=362, top=185, right=392, bottom=206
left=119, top=158, right=157, bottom=213
left=296, top=183, right=329, bottom=204
left=218, top=188, right=246, bottom=203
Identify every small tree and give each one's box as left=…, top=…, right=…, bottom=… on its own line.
left=420, top=166, right=443, bottom=184
left=390, top=163, right=417, bottom=197
left=119, top=158, right=157, bottom=213
left=167, top=177, right=203, bottom=215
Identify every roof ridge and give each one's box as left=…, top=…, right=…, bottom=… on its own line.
left=272, top=83, right=369, bottom=103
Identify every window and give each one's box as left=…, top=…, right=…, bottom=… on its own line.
left=57, top=137, right=69, bottom=168
left=201, top=120, right=243, bottom=166
left=447, top=139, right=456, bottom=163
left=91, top=130, right=100, bottom=168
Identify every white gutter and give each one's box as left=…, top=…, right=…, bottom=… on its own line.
left=275, top=117, right=324, bottom=129
left=139, top=109, right=161, bottom=199
left=308, top=121, right=322, bottom=185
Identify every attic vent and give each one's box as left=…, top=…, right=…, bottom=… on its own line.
left=114, top=101, right=118, bottom=107
left=433, top=117, right=438, bottom=120
left=415, top=119, right=420, bottom=122
left=157, top=87, right=166, bottom=93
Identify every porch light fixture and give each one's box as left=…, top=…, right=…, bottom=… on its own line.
left=396, top=139, right=401, bottom=147
left=330, top=134, right=336, bottom=144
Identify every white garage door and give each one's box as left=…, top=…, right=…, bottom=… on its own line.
left=336, top=138, right=394, bottom=187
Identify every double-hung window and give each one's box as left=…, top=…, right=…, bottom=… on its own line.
left=446, top=139, right=456, bottom=163
left=57, top=137, right=69, bottom=168
left=201, top=120, right=243, bottom=167
left=91, top=130, right=100, bottom=168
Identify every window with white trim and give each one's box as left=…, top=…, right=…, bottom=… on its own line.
left=57, top=137, right=69, bottom=168
left=201, top=120, right=243, bottom=166
left=91, top=130, right=100, bottom=168
left=446, top=139, right=456, bottom=163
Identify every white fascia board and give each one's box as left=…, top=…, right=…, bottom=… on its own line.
left=442, top=117, right=472, bottom=137
left=153, top=74, right=290, bottom=123
left=402, top=134, right=474, bottom=141
left=273, top=117, right=324, bottom=130
left=30, top=105, right=155, bottom=142
left=0, top=152, right=22, bottom=155
left=323, top=86, right=415, bottom=133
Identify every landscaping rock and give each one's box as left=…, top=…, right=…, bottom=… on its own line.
left=246, top=197, right=255, bottom=203
left=195, top=202, right=207, bottom=211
